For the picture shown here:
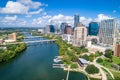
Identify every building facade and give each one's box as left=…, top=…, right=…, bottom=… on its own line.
left=45, top=25, right=55, bottom=33
left=114, top=44, right=120, bottom=57
left=99, top=19, right=118, bottom=46
left=60, top=23, right=68, bottom=34
left=61, top=34, right=73, bottom=44
left=64, top=25, right=72, bottom=35
left=74, top=13, right=79, bottom=28
left=88, top=22, right=99, bottom=36
left=73, top=22, right=87, bottom=47
left=8, top=32, right=17, bottom=41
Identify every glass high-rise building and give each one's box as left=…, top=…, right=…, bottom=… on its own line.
left=99, top=19, right=118, bottom=45
left=88, top=22, right=99, bottom=36
left=45, top=25, right=55, bottom=33
left=74, top=13, right=79, bottom=28
left=60, top=23, right=68, bottom=34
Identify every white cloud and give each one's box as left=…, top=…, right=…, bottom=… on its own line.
left=49, top=14, right=73, bottom=26
left=0, top=13, right=114, bottom=27
left=32, top=14, right=73, bottom=27
left=28, top=9, right=43, bottom=14
left=80, top=17, right=92, bottom=26
left=18, top=0, right=42, bottom=9
left=0, top=0, right=46, bottom=14
left=31, top=14, right=114, bottom=27
left=0, top=1, right=29, bottom=14
left=5, top=15, right=17, bottom=21
left=95, top=14, right=113, bottom=22
left=0, top=15, right=29, bottom=27
left=0, top=15, right=18, bottom=23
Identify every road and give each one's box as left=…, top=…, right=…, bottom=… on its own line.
left=93, top=57, right=114, bottom=80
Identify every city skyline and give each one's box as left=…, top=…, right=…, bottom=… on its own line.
left=0, top=0, right=120, bottom=27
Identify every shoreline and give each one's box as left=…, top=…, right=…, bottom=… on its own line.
left=30, top=32, right=101, bottom=80
left=0, top=43, right=27, bottom=63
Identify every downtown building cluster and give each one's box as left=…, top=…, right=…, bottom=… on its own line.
left=43, top=13, right=120, bottom=57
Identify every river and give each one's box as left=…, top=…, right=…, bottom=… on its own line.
left=0, top=32, right=87, bottom=80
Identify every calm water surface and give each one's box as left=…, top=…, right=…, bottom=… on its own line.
left=0, top=33, right=87, bottom=80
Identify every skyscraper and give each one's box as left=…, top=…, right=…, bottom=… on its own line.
left=99, top=19, right=118, bottom=45
left=88, top=22, right=99, bottom=36
left=74, top=13, right=79, bottom=28
left=45, top=25, right=55, bottom=33
left=60, top=23, right=68, bottom=34
left=73, top=22, right=87, bottom=47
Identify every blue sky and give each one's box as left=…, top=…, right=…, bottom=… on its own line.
left=0, top=0, right=120, bottom=27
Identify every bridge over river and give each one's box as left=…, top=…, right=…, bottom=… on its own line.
left=0, top=39, right=57, bottom=45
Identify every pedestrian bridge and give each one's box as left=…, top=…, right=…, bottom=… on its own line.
left=24, top=36, right=43, bottom=39
left=1, top=39, right=57, bottom=45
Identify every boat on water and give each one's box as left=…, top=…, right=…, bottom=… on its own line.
left=53, top=56, right=62, bottom=63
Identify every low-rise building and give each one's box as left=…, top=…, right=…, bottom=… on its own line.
left=61, top=34, right=73, bottom=44
left=8, top=32, right=17, bottom=42
left=38, top=29, right=44, bottom=33
left=87, top=41, right=112, bottom=53
left=78, top=58, right=90, bottom=67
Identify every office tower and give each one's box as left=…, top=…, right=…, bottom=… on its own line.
left=99, top=19, right=118, bottom=45
left=64, top=25, right=73, bottom=35
left=73, top=22, right=87, bottom=47
left=74, top=13, right=79, bottom=28
left=60, top=23, right=68, bottom=34
left=88, top=22, right=99, bottom=36
left=45, top=25, right=55, bottom=33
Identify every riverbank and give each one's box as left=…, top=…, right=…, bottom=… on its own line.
left=30, top=32, right=92, bottom=79
left=0, top=43, right=27, bottom=63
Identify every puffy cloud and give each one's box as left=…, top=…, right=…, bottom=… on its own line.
left=32, top=15, right=52, bottom=26
left=49, top=14, right=73, bottom=25
left=32, top=14, right=73, bottom=27
left=0, top=1, right=29, bottom=14
left=31, top=14, right=114, bottom=27
left=80, top=17, right=92, bottom=26
left=0, top=15, right=18, bottom=23
left=18, top=0, right=42, bottom=9
left=5, top=15, right=17, bottom=21
left=0, top=0, right=46, bottom=14
left=0, top=13, right=114, bottom=27
left=0, top=15, right=28, bottom=27
left=28, top=9, right=43, bottom=14
left=95, top=14, right=113, bottom=22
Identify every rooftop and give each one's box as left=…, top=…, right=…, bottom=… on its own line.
left=79, top=58, right=90, bottom=64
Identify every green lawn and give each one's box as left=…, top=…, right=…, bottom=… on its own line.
left=112, top=56, right=120, bottom=64
left=100, top=61, right=113, bottom=69
left=110, top=70, right=120, bottom=80
left=99, top=56, right=120, bottom=69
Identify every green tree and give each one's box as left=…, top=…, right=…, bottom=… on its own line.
left=81, top=54, right=89, bottom=61
left=95, top=51, right=103, bottom=57
left=85, top=65, right=99, bottom=74
left=71, top=63, right=78, bottom=68
left=89, top=54, right=95, bottom=62
left=104, top=49, right=113, bottom=62
left=96, top=58, right=103, bottom=63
